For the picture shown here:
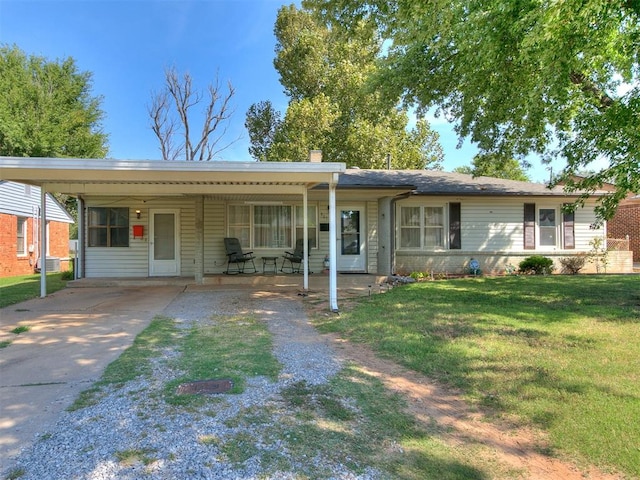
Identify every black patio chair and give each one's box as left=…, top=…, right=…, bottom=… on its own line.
left=281, top=238, right=306, bottom=273
left=224, top=237, right=256, bottom=274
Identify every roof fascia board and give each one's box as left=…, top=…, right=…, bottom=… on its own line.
left=0, top=157, right=346, bottom=176
left=46, top=183, right=308, bottom=196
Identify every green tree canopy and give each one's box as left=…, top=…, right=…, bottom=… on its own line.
left=0, top=44, right=108, bottom=158
left=245, top=4, right=444, bottom=169
left=307, top=0, right=640, bottom=220
left=453, top=154, right=531, bottom=182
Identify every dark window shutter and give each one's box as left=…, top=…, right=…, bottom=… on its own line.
left=449, top=202, right=461, bottom=249
left=563, top=205, right=575, bottom=249
left=524, top=203, right=536, bottom=250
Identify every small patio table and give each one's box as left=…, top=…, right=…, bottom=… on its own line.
left=262, top=256, right=278, bottom=274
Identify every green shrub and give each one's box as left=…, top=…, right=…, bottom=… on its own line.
left=61, top=270, right=74, bottom=281
left=518, top=255, right=554, bottom=275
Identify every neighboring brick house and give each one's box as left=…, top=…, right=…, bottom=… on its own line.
left=608, top=195, right=640, bottom=263
left=0, top=181, right=74, bottom=277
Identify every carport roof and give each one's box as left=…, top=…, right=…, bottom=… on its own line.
left=0, top=157, right=346, bottom=196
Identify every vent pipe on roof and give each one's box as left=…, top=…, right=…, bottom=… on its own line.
left=386, top=153, right=391, bottom=170
left=309, top=150, right=322, bottom=163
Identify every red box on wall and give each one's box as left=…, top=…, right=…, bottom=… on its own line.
left=133, top=225, right=144, bottom=239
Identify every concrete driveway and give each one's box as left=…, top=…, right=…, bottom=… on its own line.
left=0, top=286, right=184, bottom=467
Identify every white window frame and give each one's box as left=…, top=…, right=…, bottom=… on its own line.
left=227, top=203, right=318, bottom=250
left=537, top=206, right=559, bottom=249
left=87, top=207, right=130, bottom=248
left=295, top=205, right=318, bottom=249
left=17, top=217, right=27, bottom=257
left=398, top=204, right=447, bottom=250
left=253, top=204, right=292, bottom=249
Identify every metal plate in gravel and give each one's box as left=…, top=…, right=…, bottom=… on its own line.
left=176, top=379, right=233, bottom=395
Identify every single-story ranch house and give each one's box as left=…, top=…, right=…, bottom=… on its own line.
left=0, top=157, right=632, bottom=310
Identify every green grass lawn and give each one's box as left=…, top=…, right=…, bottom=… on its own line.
left=0, top=273, right=69, bottom=308
left=314, top=275, right=640, bottom=477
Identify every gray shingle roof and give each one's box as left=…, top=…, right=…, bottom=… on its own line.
left=337, top=169, right=603, bottom=197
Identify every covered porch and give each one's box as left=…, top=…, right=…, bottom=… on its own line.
left=0, top=157, right=348, bottom=310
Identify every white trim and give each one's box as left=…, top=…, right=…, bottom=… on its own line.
left=16, top=216, right=27, bottom=257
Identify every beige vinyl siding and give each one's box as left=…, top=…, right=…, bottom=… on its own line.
left=84, top=197, right=195, bottom=278
left=394, top=196, right=611, bottom=275
left=204, top=199, right=226, bottom=274
left=574, top=201, right=603, bottom=250
left=366, top=200, right=378, bottom=273
left=180, top=204, right=195, bottom=276
left=85, top=206, right=148, bottom=277
left=460, top=200, right=523, bottom=251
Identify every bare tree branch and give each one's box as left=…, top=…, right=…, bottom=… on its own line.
left=149, top=90, right=182, bottom=161
left=569, top=71, right=615, bottom=110
left=148, top=66, right=238, bottom=161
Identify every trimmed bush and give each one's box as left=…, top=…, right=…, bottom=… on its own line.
left=518, top=255, right=554, bottom=275
left=559, top=254, right=587, bottom=274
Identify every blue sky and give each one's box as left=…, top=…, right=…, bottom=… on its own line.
left=1, top=0, right=551, bottom=181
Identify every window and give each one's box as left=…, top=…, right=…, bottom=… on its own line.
left=400, top=207, right=421, bottom=248
left=88, top=207, right=129, bottom=247
left=539, top=208, right=557, bottom=246
left=295, top=205, right=317, bottom=248
left=424, top=207, right=444, bottom=247
left=228, top=205, right=251, bottom=247
left=399, top=205, right=445, bottom=249
left=524, top=204, right=567, bottom=249
left=17, top=217, right=27, bottom=256
left=254, top=205, right=292, bottom=248
left=228, top=204, right=317, bottom=249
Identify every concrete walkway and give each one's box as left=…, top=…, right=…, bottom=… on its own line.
left=0, top=286, right=184, bottom=468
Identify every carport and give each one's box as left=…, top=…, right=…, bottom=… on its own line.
left=0, top=157, right=346, bottom=311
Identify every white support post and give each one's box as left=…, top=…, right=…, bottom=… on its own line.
left=303, top=188, right=309, bottom=290
left=328, top=177, right=338, bottom=312
left=40, top=186, right=47, bottom=298
left=195, top=195, right=204, bottom=284
left=76, top=197, right=84, bottom=279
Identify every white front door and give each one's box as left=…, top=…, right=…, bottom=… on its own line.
left=149, top=209, right=180, bottom=276
left=336, top=206, right=366, bottom=272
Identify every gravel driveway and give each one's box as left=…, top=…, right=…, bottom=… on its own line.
left=4, top=286, right=378, bottom=480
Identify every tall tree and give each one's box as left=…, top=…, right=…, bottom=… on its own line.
left=308, top=0, right=640, bottom=220
left=149, top=67, right=236, bottom=161
left=245, top=100, right=282, bottom=161
left=246, top=4, right=444, bottom=169
left=454, top=154, right=531, bottom=182
left=0, top=44, right=108, bottom=158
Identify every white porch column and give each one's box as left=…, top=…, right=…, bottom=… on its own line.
left=194, top=195, right=204, bottom=284
left=303, top=188, right=309, bottom=290
left=328, top=176, right=338, bottom=312
left=40, top=186, right=47, bottom=298
left=76, top=197, right=84, bottom=279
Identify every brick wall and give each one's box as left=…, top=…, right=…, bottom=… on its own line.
left=608, top=203, right=640, bottom=262
left=0, top=213, right=70, bottom=278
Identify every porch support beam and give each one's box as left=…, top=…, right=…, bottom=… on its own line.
left=328, top=176, right=339, bottom=312
left=40, top=185, right=47, bottom=298
left=194, top=195, right=204, bottom=284
left=303, top=188, right=309, bottom=290
left=77, top=197, right=84, bottom=279
left=41, top=183, right=314, bottom=196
